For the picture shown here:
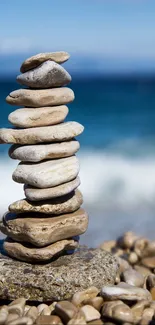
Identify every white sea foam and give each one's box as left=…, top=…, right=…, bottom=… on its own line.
left=78, top=150, right=155, bottom=209
left=1, top=149, right=155, bottom=245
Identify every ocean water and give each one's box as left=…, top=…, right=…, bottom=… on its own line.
left=0, top=76, right=155, bottom=246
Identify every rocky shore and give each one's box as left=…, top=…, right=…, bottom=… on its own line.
left=1, top=231, right=155, bottom=324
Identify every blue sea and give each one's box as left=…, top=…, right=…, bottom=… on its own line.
left=0, top=75, right=155, bottom=246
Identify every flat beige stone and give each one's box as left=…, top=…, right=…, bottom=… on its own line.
left=9, top=190, right=83, bottom=215
left=9, top=140, right=80, bottom=162
left=24, top=177, right=80, bottom=201
left=8, top=105, right=69, bottom=128
left=12, top=156, right=79, bottom=188
left=20, top=52, right=70, bottom=73
left=6, top=87, right=74, bottom=107
left=4, top=239, right=78, bottom=263
left=0, top=121, right=84, bottom=144
left=17, top=61, right=71, bottom=88
left=0, top=208, right=89, bottom=247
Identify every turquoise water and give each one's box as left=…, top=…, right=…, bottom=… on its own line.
left=1, top=76, right=155, bottom=151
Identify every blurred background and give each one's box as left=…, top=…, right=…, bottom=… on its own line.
left=0, top=0, right=155, bottom=246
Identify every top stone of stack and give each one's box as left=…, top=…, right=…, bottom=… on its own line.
left=20, top=51, right=70, bottom=73
left=17, top=61, right=71, bottom=89
left=17, top=52, right=71, bottom=89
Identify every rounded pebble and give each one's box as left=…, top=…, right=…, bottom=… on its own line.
left=55, top=301, right=78, bottom=323
left=82, top=297, right=103, bottom=311
left=25, top=306, right=38, bottom=322
left=102, top=300, right=133, bottom=323
left=8, top=298, right=26, bottom=316
left=0, top=306, right=8, bottom=325
left=72, top=287, right=99, bottom=307
left=140, top=307, right=154, bottom=325
left=101, top=283, right=152, bottom=301
left=80, top=305, right=101, bottom=322
left=121, top=269, right=144, bottom=287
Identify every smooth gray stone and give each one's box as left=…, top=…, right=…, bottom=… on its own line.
left=9, top=140, right=80, bottom=162
left=20, top=51, right=70, bottom=73
left=0, top=244, right=118, bottom=301
left=12, top=156, right=80, bottom=188
left=24, top=177, right=80, bottom=201
left=6, top=87, right=74, bottom=107
left=8, top=105, right=69, bottom=128
left=17, top=61, right=71, bottom=88
left=0, top=122, right=84, bottom=145
left=101, top=283, right=152, bottom=301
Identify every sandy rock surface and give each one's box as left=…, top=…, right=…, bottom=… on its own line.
left=0, top=245, right=118, bottom=301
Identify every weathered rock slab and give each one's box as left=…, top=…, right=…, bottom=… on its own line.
left=9, top=140, right=80, bottom=162
left=8, top=105, right=69, bottom=128
left=0, top=208, right=88, bottom=247
left=0, top=244, right=118, bottom=301
left=20, top=51, right=70, bottom=73
left=17, top=61, right=71, bottom=88
left=6, top=87, right=74, bottom=107
left=24, top=177, right=80, bottom=201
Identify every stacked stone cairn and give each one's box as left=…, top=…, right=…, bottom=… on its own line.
left=0, top=51, right=89, bottom=263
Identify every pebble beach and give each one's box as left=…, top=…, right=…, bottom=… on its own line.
left=1, top=231, right=155, bottom=324
left=0, top=0, right=155, bottom=323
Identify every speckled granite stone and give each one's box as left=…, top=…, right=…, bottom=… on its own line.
left=0, top=243, right=118, bottom=301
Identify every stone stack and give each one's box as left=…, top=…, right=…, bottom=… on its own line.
left=0, top=51, right=88, bottom=263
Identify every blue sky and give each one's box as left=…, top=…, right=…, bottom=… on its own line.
left=0, top=0, right=155, bottom=73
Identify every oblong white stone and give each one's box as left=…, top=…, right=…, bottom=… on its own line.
left=9, top=140, right=80, bottom=162
left=24, top=177, right=80, bottom=201
left=12, top=156, right=80, bottom=188
left=8, top=105, right=69, bottom=128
